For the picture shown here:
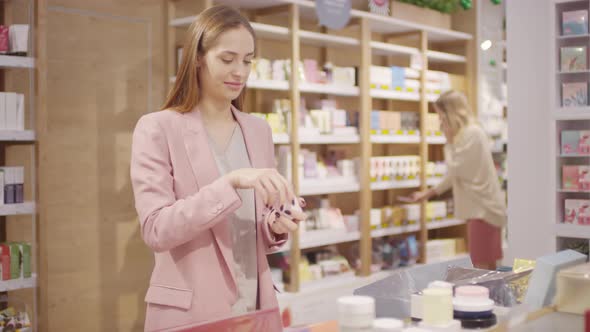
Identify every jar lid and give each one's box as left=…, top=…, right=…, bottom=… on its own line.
left=459, top=314, right=498, bottom=329
left=338, top=296, right=376, bottom=315
left=453, top=297, right=494, bottom=312
left=455, top=285, right=489, bottom=299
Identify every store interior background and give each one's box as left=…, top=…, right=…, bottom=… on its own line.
left=4, top=0, right=568, bottom=330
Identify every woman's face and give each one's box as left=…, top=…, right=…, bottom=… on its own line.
left=198, top=26, right=255, bottom=103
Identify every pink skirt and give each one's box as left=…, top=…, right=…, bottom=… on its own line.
left=467, top=219, right=503, bottom=265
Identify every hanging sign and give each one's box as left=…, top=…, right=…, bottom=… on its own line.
left=369, top=0, right=390, bottom=16
left=316, top=0, right=352, bottom=30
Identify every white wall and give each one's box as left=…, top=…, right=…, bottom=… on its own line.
left=506, top=0, right=555, bottom=261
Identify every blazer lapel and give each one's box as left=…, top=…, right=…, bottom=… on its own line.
left=181, top=109, right=237, bottom=293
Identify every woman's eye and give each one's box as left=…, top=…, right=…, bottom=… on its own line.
left=221, top=59, right=233, bottom=64
left=244, top=60, right=252, bottom=65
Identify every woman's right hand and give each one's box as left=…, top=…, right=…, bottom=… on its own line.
left=405, top=189, right=437, bottom=203
left=227, top=168, right=295, bottom=207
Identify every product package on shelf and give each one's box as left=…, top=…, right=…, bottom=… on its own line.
left=298, top=248, right=353, bottom=285
left=562, top=9, right=589, bottom=36
left=0, top=297, right=32, bottom=332
left=298, top=198, right=350, bottom=235
left=0, top=93, right=25, bottom=131
left=0, top=167, right=24, bottom=205
left=561, top=46, right=587, bottom=72
left=370, top=66, right=451, bottom=95
left=249, top=57, right=357, bottom=88
left=277, top=145, right=358, bottom=185
left=561, top=130, right=590, bottom=155
left=562, top=82, right=588, bottom=107
left=425, top=113, right=442, bottom=136
left=562, top=165, right=590, bottom=190
left=564, top=199, right=590, bottom=225
left=370, top=155, right=420, bottom=182
left=0, top=242, right=31, bottom=281
left=369, top=156, right=446, bottom=185
left=4, top=25, right=29, bottom=56
left=370, top=110, right=419, bottom=136
left=426, top=239, right=461, bottom=263
left=373, top=235, right=419, bottom=271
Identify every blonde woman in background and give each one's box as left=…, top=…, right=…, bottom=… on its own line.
left=408, top=90, right=506, bottom=270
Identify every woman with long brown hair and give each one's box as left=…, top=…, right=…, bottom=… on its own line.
left=130, top=5, right=304, bottom=331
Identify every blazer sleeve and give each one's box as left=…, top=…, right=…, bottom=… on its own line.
left=259, top=123, right=289, bottom=253
left=131, top=115, right=242, bottom=253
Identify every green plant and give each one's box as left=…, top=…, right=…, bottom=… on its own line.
left=396, top=0, right=473, bottom=14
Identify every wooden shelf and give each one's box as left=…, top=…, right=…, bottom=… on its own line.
left=371, top=134, right=420, bottom=144
left=555, top=108, right=590, bottom=120
left=555, top=223, right=590, bottom=239
left=370, top=89, right=421, bottom=101
left=371, top=179, right=420, bottom=191
left=273, top=134, right=361, bottom=144
left=427, top=177, right=444, bottom=187
left=0, top=274, right=36, bottom=292
left=0, top=55, right=35, bottom=69
left=427, top=50, right=467, bottom=63
left=558, top=189, right=590, bottom=193
left=247, top=79, right=289, bottom=91
left=370, top=135, right=446, bottom=144
left=371, top=41, right=419, bottom=57
left=299, top=178, right=360, bottom=196
left=279, top=218, right=465, bottom=253
left=299, top=82, right=359, bottom=96
left=558, top=70, right=590, bottom=74
left=426, top=135, right=447, bottom=144
left=0, top=130, right=35, bottom=142
left=0, top=202, right=36, bottom=216
left=559, top=154, right=590, bottom=158
left=167, top=0, right=471, bottom=294
left=557, top=33, right=590, bottom=40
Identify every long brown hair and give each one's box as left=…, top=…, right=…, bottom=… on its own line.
left=162, top=5, right=256, bottom=113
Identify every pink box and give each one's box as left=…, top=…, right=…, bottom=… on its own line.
left=579, top=131, right=590, bottom=154
left=563, top=166, right=580, bottom=190
left=565, top=199, right=590, bottom=225
left=579, top=166, right=590, bottom=190
left=0, top=26, right=8, bottom=53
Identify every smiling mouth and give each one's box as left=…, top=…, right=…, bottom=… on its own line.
left=224, top=82, right=243, bottom=88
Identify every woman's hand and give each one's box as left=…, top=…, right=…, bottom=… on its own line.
left=405, top=189, right=437, bottom=203
left=227, top=168, right=295, bottom=207
left=269, top=209, right=307, bottom=234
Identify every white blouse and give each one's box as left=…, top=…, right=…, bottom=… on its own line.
left=206, top=124, right=258, bottom=315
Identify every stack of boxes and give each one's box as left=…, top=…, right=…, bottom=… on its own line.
left=0, top=242, right=31, bottom=280
left=0, top=93, right=25, bottom=131
left=0, top=167, right=25, bottom=205
left=370, top=65, right=452, bottom=95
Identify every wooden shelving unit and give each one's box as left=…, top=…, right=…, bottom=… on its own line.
left=166, top=0, right=473, bottom=292
left=0, top=0, right=38, bottom=329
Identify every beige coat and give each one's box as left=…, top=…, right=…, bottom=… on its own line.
left=434, top=123, right=507, bottom=227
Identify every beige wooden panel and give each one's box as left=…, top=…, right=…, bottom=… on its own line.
left=34, top=1, right=166, bottom=331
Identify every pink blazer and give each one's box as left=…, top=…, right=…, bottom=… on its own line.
left=130, top=106, right=287, bottom=332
